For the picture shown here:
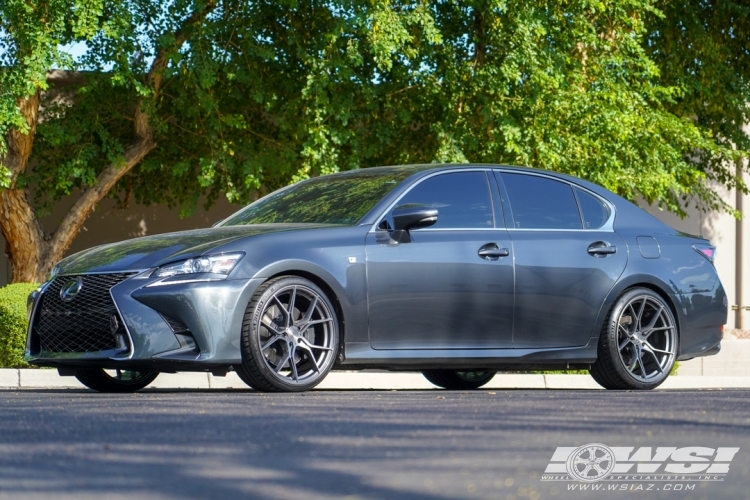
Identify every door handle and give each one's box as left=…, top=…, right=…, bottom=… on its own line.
left=478, top=243, right=510, bottom=260
left=588, top=241, right=617, bottom=256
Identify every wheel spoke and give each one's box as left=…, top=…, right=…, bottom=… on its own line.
left=261, top=334, right=284, bottom=351
left=298, top=343, right=320, bottom=373
left=619, top=337, right=632, bottom=351
left=635, top=298, right=647, bottom=329
left=643, top=305, right=664, bottom=332
left=627, top=304, right=639, bottom=326
left=299, top=337, right=333, bottom=351
left=628, top=355, right=639, bottom=372
left=302, top=318, right=333, bottom=327
left=644, top=325, right=673, bottom=339
left=647, top=326, right=674, bottom=332
left=274, top=351, right=290, bottom=373
left=272, top=295, right=290, bottom=328
left=288, top=287, right=297, bottom=325
left=299, top=317, right=333, bottom=335
left=642, top=347, right=664, bottom=373
left=289, top=346, right=299, bottom=381
left=644, top=341, right=671, bottom=355
left=301, top=295, right=318, bottom=324
left=636, top=349, right=648, bottom=377
left=261, top=319, right=283, bottom=335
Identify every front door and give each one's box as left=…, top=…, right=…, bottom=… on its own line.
left=366, top=170, right=514, bottom=349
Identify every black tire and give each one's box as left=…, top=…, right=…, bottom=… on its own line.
left=75, top=369, right=158, bottom=393
left=422, top=370, right=496, bottom=390
left=236, top=276, right=339, bottom=393
left=590, top=288, right=678, bottom=390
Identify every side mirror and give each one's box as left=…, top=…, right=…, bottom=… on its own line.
left=390, top=205, right=438, bottom=243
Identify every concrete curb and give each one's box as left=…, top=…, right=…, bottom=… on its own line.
left=0, top=369, right=748, bottom=390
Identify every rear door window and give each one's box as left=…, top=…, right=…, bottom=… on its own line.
left=500, top=173, right=582, bottom=230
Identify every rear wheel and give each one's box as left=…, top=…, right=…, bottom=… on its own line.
left=237, top=276, right=339, bottom=392
left=590, top=288, right=678, bottom=390
left=75, top=369, right=158, bottom=393
left=422, top=370, right=496, bottom=389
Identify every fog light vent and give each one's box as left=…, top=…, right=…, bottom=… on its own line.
left=161, top=314, right=190, bottom=333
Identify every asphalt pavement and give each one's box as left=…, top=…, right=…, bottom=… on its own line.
left=0, top=389, right=749, bottom=500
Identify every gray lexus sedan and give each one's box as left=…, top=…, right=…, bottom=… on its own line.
left=26, top=164, right=727, bottom=392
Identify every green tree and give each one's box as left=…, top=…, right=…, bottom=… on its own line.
left=645, top=0, right=750, bottom=205
left=1, top=0, right=748, bottom=283
left=0, top=0, right=219, bottom=281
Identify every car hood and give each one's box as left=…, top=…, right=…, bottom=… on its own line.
left=54, top=224, right=332, bottom=275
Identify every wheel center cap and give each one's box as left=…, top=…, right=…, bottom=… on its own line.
left=286, top=326, right=300, bottom=340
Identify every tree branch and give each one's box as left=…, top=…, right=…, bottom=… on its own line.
left=49, top=0, right=218, bottom=264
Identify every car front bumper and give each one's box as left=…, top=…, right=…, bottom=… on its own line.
left=25, top=271, right=265, bottom=372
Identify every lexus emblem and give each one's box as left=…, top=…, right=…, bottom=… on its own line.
left=60, top=278, right=83, bottom=302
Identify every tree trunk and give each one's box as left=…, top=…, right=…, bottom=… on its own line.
left=0, top=92, right=47, bottom=282
left=0, top=1, right=216, bottom=283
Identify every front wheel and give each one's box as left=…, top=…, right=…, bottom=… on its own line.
left=236, top=276, right=340, bottom=392
left=423, top=370, right=496, bottom=389
left=75, top=369, right=159, bottom=393
left=590, top=288, right=678, bottom=390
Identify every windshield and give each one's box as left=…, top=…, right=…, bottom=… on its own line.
left=220, top=167, right=418, bottom=226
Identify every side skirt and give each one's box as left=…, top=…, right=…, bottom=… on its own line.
left=337, top=337, right=599, bottom=371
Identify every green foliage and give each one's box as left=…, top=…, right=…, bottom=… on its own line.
left=0, top=283, right=39, bottom=368
left=2, top=1, right=749, bottom=219
left=0, top=0, right=106, bottom=155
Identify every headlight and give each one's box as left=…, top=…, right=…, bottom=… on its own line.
left=153, top=252, right=244, bottom=278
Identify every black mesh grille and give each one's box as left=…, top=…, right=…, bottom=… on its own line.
left=34, top=273, right=135, bottom=353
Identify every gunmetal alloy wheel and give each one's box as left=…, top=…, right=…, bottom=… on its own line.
left=75, top=369, right=159, bottom=392
left=590, top=288, right=678, bottom=390
left=422, top=370, right=496, bottom=389
left=237, top=276, right=339, bottom=392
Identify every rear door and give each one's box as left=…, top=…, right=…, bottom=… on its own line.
left=366, top=170, right=515, bottom=349
left=495, top=171, right=627, bottom=348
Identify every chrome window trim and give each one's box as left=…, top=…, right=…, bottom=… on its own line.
left=368, top=168, right=498, bottom=234
left=407, top=227, right=501, bottom=232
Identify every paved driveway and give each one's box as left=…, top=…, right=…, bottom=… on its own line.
left=0, top=389, right=748, bottom=499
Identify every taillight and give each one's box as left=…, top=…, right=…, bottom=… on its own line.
left=693, top=244, right=716, bottom=263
